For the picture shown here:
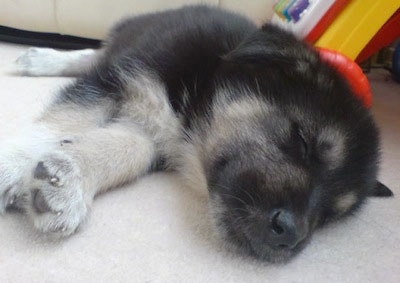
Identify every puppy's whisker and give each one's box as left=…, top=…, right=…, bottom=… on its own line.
left=220, top=192, right=249, bottom=207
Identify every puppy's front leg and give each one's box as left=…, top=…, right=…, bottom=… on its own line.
left=27, top=122, right=156, bottom=236
left=0, top=120, right=155, bottom=236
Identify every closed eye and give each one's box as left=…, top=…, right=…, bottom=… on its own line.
left=215, top=156, right=229, bottom=171
left=281, top=121, right=309, bottom=163
left=296, top=125, right=308, bottom=160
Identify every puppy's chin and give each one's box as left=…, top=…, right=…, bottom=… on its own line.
left=245, top=235, right=310, bottom=263
left=208, top=193, right=310, bottom=263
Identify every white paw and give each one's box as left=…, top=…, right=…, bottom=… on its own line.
left=0, top=182, right=28, bottom=214
left=28, top=152, right=88, bottom=236
left=15, top=47, right=64, bottom=76
left=0, top=127, right=56, bottom=213
left=0, top=147, right=31, bottom=213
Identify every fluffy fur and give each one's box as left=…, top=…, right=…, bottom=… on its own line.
left=1, top=5, right=393, bottom=262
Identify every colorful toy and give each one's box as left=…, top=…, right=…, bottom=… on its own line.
left=272, top=0, right=400, bottom=61
left=314, top=0, right=400, bottom=60
left=271, top=0, right=347, bottom=39
left=317, top=48, right=372, bottom=108
left=355, top=9, right=400, bottom=63
left=305, top=0, right=349, bottom=43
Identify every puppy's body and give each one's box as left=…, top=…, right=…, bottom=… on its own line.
left=1, top=5, right=392, bottom=262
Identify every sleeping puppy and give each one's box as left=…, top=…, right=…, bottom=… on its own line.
left=1, top=5, right=393, bottom=262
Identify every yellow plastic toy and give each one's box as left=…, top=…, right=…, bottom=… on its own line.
left=315, top=0, right=400, bottom=60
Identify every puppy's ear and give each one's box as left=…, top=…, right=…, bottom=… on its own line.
left=369, top=181, right=394, bottom=197
left=223, top=25, right=316, bottom=67
left=223, top=33, right=289, bottom=64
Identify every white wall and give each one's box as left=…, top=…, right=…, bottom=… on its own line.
left=0, top=0, right=277, bottom=39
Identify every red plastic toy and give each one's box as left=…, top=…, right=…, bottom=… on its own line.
left=356, top=8, right=400, bottom=63
left=317, top=48, right=372, bottom=108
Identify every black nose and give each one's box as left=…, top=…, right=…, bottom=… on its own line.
left=269, top=209, right=307, bottom=249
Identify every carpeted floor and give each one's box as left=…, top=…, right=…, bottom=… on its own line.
left=0, top=42, right=399, bottom=283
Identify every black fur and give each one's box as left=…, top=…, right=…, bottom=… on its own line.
left=56, top=5, right=393, bottom=262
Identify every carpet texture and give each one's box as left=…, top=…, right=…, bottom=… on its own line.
left=0, top=42, right=399, bottom=283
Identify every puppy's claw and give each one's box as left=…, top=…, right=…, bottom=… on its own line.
left=50, top=177, right=60, bottom=186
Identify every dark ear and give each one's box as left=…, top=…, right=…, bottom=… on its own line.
left=224, top=25, right=298, bottom=62
left=369, top=181, right=394, bottom=197
left=223, top=25, right=318, bottom=69
left=223, top=32, right=290, bottom=64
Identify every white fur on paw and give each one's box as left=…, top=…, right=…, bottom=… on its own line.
left=0, top=147, right=31, bottom=213
left=15, top=47, right=65, bottom=76
left=0, top=126, right=57, bottom=213
left=0, top=182, right=28, bottom=214
left=28, top=152, right=88, bottom=236
left=0, top=167, right=23, bottom=213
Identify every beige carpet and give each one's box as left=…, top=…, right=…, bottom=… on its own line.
left=0, top=42, right=399, bottom=283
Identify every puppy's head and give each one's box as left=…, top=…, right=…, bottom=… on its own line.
left=203, top=25, right=393, bottom=262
